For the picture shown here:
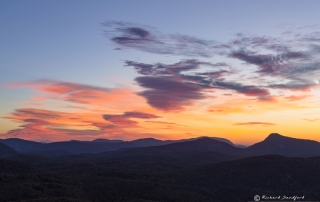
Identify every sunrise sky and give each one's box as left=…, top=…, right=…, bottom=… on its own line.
left=1, top=0, right=320, bottom=145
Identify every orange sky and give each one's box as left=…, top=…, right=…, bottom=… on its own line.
left=2, top=79, right=320, bottom=145
left=2, top=3, right=320, bottom=145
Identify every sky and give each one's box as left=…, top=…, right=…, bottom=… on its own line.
left=1, top=0, right=320, bottom=145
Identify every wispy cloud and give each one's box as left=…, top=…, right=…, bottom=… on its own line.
left=229, top=50, right=306, bottom=74
left=125, top=59, right=217, bottom=76
left=103, top=21, right=215, bottom=57
left=233, top=122, right=277, bottom=126
left=15, top=80, right=144, bottom=107
left=111, top=22, right=320, bottom=111
left=302, top=118, right=320, bottom=122
left=3, top=107, right=165, bottom=141
left=268, top=80, right=317, bottom=91
left=145, top=121, right=185, bottom=126
left=4, top=107, right=128, bottom=140
left=4, top=108, right=71, bottom=140
left=213, top=81, right=271, bottom=98
left=122, top=111, right=161, bottom=119
left=103, top=111, right=161, bottom=126
left=284, top=95, right=309, bottom=101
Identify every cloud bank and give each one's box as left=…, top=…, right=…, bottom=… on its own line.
left=108, top=22, right=320, bottom=110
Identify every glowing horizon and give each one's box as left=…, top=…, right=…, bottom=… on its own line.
left=2, top=1, right=320, bottom=145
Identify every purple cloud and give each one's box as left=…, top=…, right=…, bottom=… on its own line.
left=213, top=81, right=271, bottom=98
left=103, top=111, right=161, bottom=126
left=268, top=80, right=316, bottom=91
left=125, top=59, right=215, bottom=76
left=209, top=80, right=276, bottom=102
left=126, top=59, right=275, bottom=109
left=103, top=21, right=215, bottom=57
left=123, top=111, right=161, bottom=119
left=197, top=70, right=231, bottom=78
left=230, top=50, right=306, bottom=74
left=10, top=108, right=62, bottom=120
left=135, top=76, right=205, bottom=111
left=108, top=22, right=320, bottom=106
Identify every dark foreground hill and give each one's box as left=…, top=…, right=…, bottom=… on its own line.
left=1, top=155, right=320, bottom=202
left=191, top=155, right=320, bottom=201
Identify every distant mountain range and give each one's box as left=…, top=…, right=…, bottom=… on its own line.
left=0, top=136, right=239, bottom=155
left=2, top=133, right=320, bottom=201
left=1, top=133, right=320, bottom=158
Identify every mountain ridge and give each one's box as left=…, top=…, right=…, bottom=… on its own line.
left=1, top=133, right=320, bottom=157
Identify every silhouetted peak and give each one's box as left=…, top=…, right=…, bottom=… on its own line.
left=265, top=133, right=285, bottom=140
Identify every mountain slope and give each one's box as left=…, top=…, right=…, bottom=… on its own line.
left=111, top=137, right=243, bottom=157
left=0, top=138, right=43, bottom=153
left=0, top=142, right=18, bottom=157
left=244, top=133, right=320, bottom=157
